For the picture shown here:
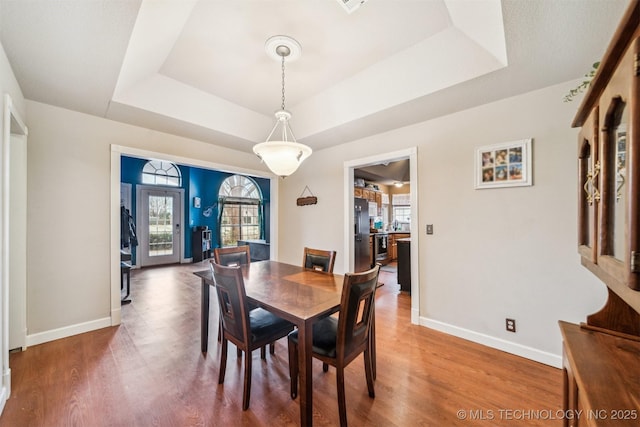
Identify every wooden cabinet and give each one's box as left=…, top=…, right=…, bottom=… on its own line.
left=563, top=3, right=640, bottom=426
left=572, top=0, right=640, bottom=321
left=354, top=186, right=382, bottom=209
left=560, top=321, right=640, bottom=427
left=389, top=233, right=410, bottom=261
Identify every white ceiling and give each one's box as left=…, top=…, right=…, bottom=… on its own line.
left=0, top=0, right=630, bottom=154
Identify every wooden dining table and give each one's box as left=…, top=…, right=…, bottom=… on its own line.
left=193, top=260, right=344, bottom=426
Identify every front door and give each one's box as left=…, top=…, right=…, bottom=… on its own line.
left=138, top=187, right=183, bottom=266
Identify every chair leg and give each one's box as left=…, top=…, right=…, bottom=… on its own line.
left=237, top=347, right=242, bottom=358
left=242, top=348, right=252, bottom=410
left=370, top=309, right=377, bottom=380
left=322, top=363, right=329, bottom=372
left=336, top=366, right=348, bottom=427
left=364, top=346, right=375, bottom=398
left=218, top=338, right=228, bottom=384
left=217, top=315, right=222, bottom=342
left=287, top=336, right=298, bottom=399
left=260, top=346, right=266, bottom=360
left=269, top=342, right=275, bottom=354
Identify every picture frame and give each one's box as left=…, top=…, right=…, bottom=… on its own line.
left=475, top=138, right=532, bottom=189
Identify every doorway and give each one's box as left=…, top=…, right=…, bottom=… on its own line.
left=344, top=147, right=420, bottom=325
left=2, top=94, right=28, bottom=407
left=137, top=186, right=184, bottom=267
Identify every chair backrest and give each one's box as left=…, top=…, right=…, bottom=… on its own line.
left=337, top=264, right=380, bottom=358
left=214, top=245, right=251, bottom=267
left=210, top=262, right=250, bottom=345
left=302, top=247, right=336, bottom=273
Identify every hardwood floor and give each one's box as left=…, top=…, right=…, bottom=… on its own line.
left=0, top=261, right=562, bottom=426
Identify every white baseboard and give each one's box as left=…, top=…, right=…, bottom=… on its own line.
left=420, top=316, right=562, bottom=368
left=0, top=384, right=8, bottom=415
left=411, top=307, right=419, bottom=324
left=111, top=306, right=121, bottom=326
left=25, top=317, right=113, bottom=347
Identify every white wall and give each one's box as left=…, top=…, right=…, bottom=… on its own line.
left=25, top=100, right=264, bottom=338
left=278, top=81, right=608, bottom=365
left=22, top=78, right=609, bottom=366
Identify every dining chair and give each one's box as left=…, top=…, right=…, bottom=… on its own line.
left=302, top=247, right=337, bottom=273
left=213, top=245, right=251, bottom=343
left=214, top=245, right=251, bottom=267
left=287, top=264, right=380, bottom=427
left=210, top=262, right=294, bottom=410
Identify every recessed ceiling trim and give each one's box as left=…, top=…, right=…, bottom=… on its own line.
left=113, top=0, right=198, bottom=97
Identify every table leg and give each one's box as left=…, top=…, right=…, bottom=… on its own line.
left=298, top=321, right=313, bottom=426
left=201, top=279, right=210, bottom=353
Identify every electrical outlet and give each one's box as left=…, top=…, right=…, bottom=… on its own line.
left=506, top=318, right=516, bottom=333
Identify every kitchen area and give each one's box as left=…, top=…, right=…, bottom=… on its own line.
left=354, top=159, right=411, bottom=293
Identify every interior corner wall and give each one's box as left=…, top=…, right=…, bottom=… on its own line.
left=25, top=100, right=262, bottom=337
left=276, top=80, right=608, bottom=363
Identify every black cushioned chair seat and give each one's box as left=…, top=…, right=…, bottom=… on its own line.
left=289, top=316, right=338, bottom=358
left=250, top=308, right=294, bottom=344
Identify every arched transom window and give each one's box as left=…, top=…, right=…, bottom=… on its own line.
left=218, top=175, right=263, bottom=247
left=142, top=160, right=182, bottom=186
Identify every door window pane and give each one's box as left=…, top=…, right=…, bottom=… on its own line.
left=148, top=195, right=174, bottom=256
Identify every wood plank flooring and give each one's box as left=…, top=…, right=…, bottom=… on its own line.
left=0, top=262, right=563, bottom=426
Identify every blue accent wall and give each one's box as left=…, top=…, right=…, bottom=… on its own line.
left=121, top=155, right=271, bottom=264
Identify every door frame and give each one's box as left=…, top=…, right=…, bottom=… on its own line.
left=343, top=147, right=419, bottom=325
left=109, top=145, right=277, bottom=326
left=1, top=94, right=28, bottom=406
left=136, top=185, right=184, bottom=267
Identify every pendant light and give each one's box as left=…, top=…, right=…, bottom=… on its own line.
left=253, top=36, right=312, bottom=178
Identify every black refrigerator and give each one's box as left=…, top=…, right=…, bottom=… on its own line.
left=354, top=198, right=370, bottom=272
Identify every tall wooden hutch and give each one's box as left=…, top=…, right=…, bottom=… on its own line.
left=561, top=2, right=640, bottom=426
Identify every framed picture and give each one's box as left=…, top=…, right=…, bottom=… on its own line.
left=475, top=138, right=532, bottom=189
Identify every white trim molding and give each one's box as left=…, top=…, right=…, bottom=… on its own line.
left=26, top=317, right=112, bottom=348
left=420, top=316, right=562, bottom=368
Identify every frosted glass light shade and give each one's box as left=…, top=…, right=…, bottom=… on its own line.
left=253, top=140, right=312, bottom=177
left=253, top=110, right=312, bottom=177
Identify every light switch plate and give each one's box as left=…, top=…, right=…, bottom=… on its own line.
left=426, top=224, right=433, bottom=235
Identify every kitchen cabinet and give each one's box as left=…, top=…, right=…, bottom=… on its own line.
left=389, top=233, right=410, bottom=260
left=562, top=3, right=640, bottom=426
left=354, top=185, right=382, bottom=209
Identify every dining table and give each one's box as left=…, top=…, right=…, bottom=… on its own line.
left=193, top=260, right=345, bottom=426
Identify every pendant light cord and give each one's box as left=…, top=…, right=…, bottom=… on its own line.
left=281, top=54, right=286, bottom=111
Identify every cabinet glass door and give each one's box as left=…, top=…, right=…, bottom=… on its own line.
left=602, top=97, right=627, bottom=262
left=578, top=111, right=599, bottom=263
